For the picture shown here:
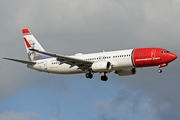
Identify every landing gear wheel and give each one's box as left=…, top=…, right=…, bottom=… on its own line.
left=86, top=73, right=93, bottom=79
left=101, top=75, right=108, bottom=81
left=158, top=69, right=162, bottom=73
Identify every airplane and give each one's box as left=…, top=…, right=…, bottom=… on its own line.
left=3, top=29, right=177, bottom=81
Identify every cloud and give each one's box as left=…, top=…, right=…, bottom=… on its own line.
left=1, top=0, right=180, bottom=53
left=1, top=0, right=180, bottom=120
left=93, top=85, right=180, bottom=120
left=94, top=88, right=147, bottom=119
left=94, top=100, right=113, bottom=112
left=0, top=111, right=55, bottom=120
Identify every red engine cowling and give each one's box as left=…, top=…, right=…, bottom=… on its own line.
left=91, top=61, right=112, bottom=72
left=115, top=68, right=136, bottom=76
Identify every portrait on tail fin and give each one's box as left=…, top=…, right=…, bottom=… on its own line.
left=28, top=40, right=42, bottom=61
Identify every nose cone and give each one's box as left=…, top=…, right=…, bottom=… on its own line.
left=169, top=53, right=177, bottom=62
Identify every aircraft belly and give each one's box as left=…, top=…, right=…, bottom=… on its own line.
left=49, top=64, right=83, bottom=74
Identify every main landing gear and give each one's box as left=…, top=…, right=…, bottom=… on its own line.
left=85, top=72, right=108, bottom=81
left=86, top=73, right=93, bottom=79
left=101, top=72, right=108, bottom=81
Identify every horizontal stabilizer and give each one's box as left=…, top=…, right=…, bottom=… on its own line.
left=3, top=57, right=36, bottom=64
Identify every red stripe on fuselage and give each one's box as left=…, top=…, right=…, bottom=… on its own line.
left=132, top=48, right=170, bottom=67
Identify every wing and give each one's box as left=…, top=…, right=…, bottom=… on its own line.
left=30, top=49, right=93, bottom=70
left=3, top=57, right=36, bottom=64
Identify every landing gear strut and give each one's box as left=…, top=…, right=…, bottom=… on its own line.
left=86, top=73, right=93, bottom=79
left=101, top=72, right=108, bottom=81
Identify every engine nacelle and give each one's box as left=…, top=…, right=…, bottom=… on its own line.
left=91, top=61, right=112, bottom=72
left=115, top=68, right=136, bottom=76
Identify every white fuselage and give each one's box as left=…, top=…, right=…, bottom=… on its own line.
left=4, top=29, right=177, bottom=81
left=28, top=49, right=134, bottom=74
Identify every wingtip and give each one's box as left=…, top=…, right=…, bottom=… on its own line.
left=22, top=29, right=31, bottom=34
left=3, top=57, right=8, bottom=59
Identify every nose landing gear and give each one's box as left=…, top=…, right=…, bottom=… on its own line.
left=158, top=68, right=162, bottom=73
left=158, top=63, right=168, bottom=73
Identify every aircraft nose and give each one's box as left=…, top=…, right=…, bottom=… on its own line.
left=169, top=53, right=177, bottom=61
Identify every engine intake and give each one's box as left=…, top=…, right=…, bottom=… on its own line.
left=91, top=61, right=112, bottom=72
left=115, top=68, right=136, bottom=76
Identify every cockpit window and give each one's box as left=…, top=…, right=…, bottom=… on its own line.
left=161, top=51, right=170, bottom=53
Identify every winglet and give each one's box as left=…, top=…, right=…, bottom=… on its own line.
left=22, top=29, right=31, bottom=34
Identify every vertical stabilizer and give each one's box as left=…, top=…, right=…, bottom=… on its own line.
left=22, top=29, right=51, bottom=61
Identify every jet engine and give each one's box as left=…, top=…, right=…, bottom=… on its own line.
left=115, top=68, right=136, bottom=76
left=91, top=61, right=112, bottom=72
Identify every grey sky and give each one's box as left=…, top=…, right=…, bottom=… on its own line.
left=1, top=0, right=180, bottom=120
